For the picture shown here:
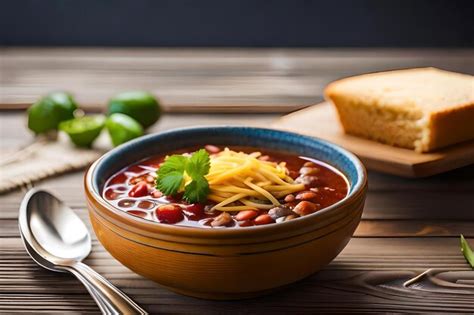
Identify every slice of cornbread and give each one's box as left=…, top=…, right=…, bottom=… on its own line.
left=325, top=68, right=474, bottom=152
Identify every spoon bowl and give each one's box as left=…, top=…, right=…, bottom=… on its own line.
left=19, top=189, right=91, bottom=268
left=19, top=188, right=146, bottom=314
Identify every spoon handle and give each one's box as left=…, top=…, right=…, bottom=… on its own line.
left=66, top=262, right=147, bottom=314
left=68, top=269, right=117, bottom=314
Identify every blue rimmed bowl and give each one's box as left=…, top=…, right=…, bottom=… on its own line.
left=85, top=126, right=367, bottom=299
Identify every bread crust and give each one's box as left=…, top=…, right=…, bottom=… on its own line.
left=324, top=68, right=474, bottom=153
left=426, top=102, right=474, bottom=151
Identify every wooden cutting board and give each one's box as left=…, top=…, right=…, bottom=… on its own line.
left=273, top=102, right=474, bottom=178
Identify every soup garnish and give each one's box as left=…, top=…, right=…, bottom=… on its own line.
left=156, top=149, right=210, bottom=203
left=103, top=146, right=348, bottom=228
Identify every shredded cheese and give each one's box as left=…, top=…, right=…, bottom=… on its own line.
left=206, top=148, right=305, bottom=211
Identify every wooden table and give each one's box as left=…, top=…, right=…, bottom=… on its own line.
left=1, top=48, right=474, bottom=313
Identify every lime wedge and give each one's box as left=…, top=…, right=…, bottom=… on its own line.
left=28, top=92, right=78, bottom=134
left=106, top=113, right=144, bottom=147
left=59, top=115, right=105, bottom=147
left=108, top=91, right=161, bottom=129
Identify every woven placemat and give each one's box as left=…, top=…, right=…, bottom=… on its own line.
left=0, top=135, right=107, bottom=194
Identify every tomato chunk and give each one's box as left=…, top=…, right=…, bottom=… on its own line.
left=157, top=204, right=184, bottom=224
left=184, top=203, right=205, bottom=217
left=128, top=181, right=149, bottom=197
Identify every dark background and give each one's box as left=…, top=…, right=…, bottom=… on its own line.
left=1, top=0, right=473, bottom=47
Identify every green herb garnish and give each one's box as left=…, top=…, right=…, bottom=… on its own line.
left=156, top=149, right=210, bottom=203
left=461, top=234, right=474, bottom=268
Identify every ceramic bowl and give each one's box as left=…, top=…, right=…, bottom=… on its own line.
left=84, top=126, right=367, bottom=300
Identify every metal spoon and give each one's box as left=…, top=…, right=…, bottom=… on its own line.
left=19, top=188, right=147, bottom=314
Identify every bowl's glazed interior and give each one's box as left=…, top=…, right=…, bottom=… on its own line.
left=92, top=126, right=364, bottom=197
left=85, top=126, right=367, bottom=299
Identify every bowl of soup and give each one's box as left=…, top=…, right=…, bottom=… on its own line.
left=84, top=126, right=367, bottom=299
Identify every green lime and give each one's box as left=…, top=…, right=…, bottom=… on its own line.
left=106, top=113, right=144, bottom=147
left=28, top=92, right=78, bottom=134
left=59, top=115, right=105, bottom=147
left=108, top=91, right=161, bottom=129
left=47, top=92, right=77, bottom=113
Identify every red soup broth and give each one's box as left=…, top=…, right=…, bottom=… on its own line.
left=103, top=146, right=349, bottom=228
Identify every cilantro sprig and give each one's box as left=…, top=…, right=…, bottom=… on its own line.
left=156, top=149, right=210, bottom=203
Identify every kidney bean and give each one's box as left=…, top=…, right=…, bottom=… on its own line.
left=127, top=210, right=149, bottom=219
left=268, top=206, right=292, bottom=220
left=128, top=181, right=149, bottom=197
left=295, top=191, right=318, bottom=201
left=303, top=161, right=317, bottom=167
left=117, top=199, right=136, bottom=208
left=104, top=188, right=120, bottom=200
left=156, top=204, right=184, bottom=224
left=284, top=194, right=295, bottom=202
left=150, top=189, right=163, bottom=198
left=211, top=212, right=232, bottom=227
left=292, top=201, right=318, bottom=216
left=129, top=176, right=144, bottom=185
left=289, top=170, right=299, bottom=179
left=295, top=175, right=319, bottom=187
left=205, top=145, right=221, bottom=153
left=254, top=214, right=274, bottom=225
left=284, top=214, right=298, bottom=221
left=235, top=210, right=258, bottom=221
left=128, top=178, right=139, bottom=185
left=114, top=185, right=128, bottom=192
left=129, top=173, right=156, bottom=185
left=239, top=220, right=254, bottom=227
left=299, top=166, right=320, bottom=176
left=185, top=203, right=205, bottom=217
left=145, top=175, right=155, bottom=183
left=137, top=200, right=155, bottom=210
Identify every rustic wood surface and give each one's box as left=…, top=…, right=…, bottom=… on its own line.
left=1, top=48, right=474, bottom=314
left=276, top=102, right=474, bottom=178
left=1, top=47, right=474, bottom=112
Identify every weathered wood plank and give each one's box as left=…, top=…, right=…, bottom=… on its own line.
left=1, top=237, right=473, bottom=313
left=1, top=48, right=474, bottom=313
left=2, top=48, right=474, bottom=112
